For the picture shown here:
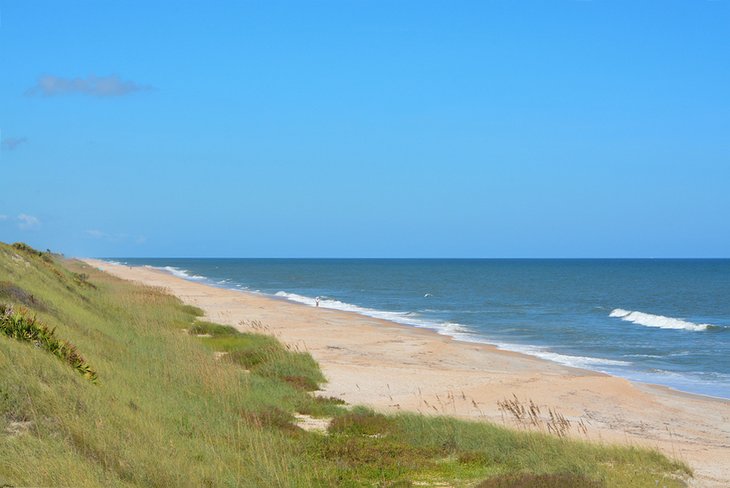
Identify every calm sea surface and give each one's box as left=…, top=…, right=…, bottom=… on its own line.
left=113, top=259, right=730, bottom=398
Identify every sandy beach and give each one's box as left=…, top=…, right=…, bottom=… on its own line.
left=84, top=259, right=730, bottom=487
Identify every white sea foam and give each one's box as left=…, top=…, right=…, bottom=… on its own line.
left=151, top=265, right=208, bottom=281
left=450, top=337, right=631, bottom=369
left=609, top=308, right=711, bottom=331
left=273, top=291, right=467, bottom=332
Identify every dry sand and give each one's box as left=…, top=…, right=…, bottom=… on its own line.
left=83, top=259, right=730, bottom=487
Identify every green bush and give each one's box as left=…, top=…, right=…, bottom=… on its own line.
left=0, top=304, right=97, bottom=382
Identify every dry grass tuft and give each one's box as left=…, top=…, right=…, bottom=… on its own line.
left=498, top=394, right=587, bottom=438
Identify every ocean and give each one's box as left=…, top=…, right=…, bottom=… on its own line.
left=111, top=258, right=730, bottom=399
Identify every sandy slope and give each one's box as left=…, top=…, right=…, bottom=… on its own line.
left=83, top=259, right=730, bottom=487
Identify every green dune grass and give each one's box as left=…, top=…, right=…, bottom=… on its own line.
left=0, top=242, right=690, bottom=487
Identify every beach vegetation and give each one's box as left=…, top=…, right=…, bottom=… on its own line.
left=198, top=331, right=326, bottom=392
left=11, top=241, right=45, bottom=257
left=188, top=320, right=239, bottom=336
left=179, top=303, right=205, bottom=317
left=0, top=281, right=49, bottom=311
left=0, top=241, right=692, bottom=487
left=0, top=304, right=97, bottom=382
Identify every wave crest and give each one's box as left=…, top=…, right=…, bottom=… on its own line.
left=150, top=265, right=208, bottom=281
left=609, top=308, right=711, bottom=332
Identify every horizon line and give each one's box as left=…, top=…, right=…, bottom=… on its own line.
left=90, top=256, right=730, bottom=260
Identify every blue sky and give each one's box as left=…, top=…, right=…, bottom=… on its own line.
left=1, top=1, right=729, bottom=257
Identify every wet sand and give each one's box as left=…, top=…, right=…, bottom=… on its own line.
left=83, top=259, right=730, bottom=487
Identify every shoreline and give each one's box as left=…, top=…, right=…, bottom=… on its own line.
left=188, top=277, right=730, bottom=400
left=82, top=258, right=730, bottom=487
left=122, top=261, right=727, bottom=401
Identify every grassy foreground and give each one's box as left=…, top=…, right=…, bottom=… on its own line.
left=0, top=242, right=690, bottom=487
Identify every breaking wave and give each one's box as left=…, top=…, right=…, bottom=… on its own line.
left=150, top=265, right=208, bottom=281
left=609, top=309, right=714, bottom=332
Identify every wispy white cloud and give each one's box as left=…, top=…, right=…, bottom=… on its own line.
left=0, top=214, right=8, bottom=221
left=2, top=137, right=28, bottom=150
left=17, top=213, right=41, bottom=230
left=26, top=74, right=153, bottom=97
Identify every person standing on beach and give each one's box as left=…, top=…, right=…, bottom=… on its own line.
left=315, top=297, right=320, bottom=307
